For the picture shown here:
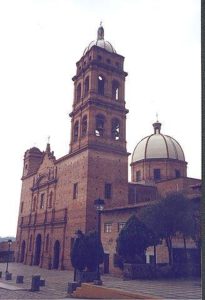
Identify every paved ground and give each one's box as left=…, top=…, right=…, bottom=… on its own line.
left=0, top=263, right=202, bottom=299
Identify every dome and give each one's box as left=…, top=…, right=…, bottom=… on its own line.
left=29, top=147, right=41, bottom=153
left=25, top=147, right=42, bottom=159
left=131, top=121, right=185, bottom=163
left=83, top=25, right=116, bottom=55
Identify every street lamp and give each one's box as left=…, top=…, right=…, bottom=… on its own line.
left=5, top=239, right=12, bottom=273
left=94, top=198, right=105, bottom=282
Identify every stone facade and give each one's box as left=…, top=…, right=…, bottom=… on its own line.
left=15, top=26, right=201, bottom=275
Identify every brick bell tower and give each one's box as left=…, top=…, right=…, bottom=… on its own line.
left=69, top=25, right=129, bottom=231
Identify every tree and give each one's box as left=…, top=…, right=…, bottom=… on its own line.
left=140, top=192, right=196, bottom=265
left=70, top=230, right=87, bottom=271
left=85, top=231, right=104, bottom=272
left=116, top=215, right=158, bottom=263
left=190, top=199, right=201, bottom=250
left=70, top=230, right=104, bottom=272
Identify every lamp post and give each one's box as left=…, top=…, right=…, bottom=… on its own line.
left=5, top=239, right=12, bottom=273
left=94, top=198, right=105, bottom=282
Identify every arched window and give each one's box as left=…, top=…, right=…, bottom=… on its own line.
left=76, top=83, right=81, bottom=102
left=33, top=196, right=37, bottom=212
left=112, top=81, right=119, bottom=100
left=82, top=115, right=87, bottom=136
left=84, top=77, right=89, bottom=96
left=48, top=191, right=53, bottom=208
left=45, top=234, right=49, bottom=252
left=98, top=75, right=105, bottom=95
left=73, top=121, right=79, bottom=142
left=29, top=235, right=32, bottom=251
left=95, top=114, right=105, bottom=137
left=111, top=119, right=120, bottom=140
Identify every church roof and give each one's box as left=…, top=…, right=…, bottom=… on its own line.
left=131, top=121, right=185, bottom=163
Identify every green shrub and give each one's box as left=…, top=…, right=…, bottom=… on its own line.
left=123, top=263, right=154, bottom=280
left=156, top=264, right=174, bottom=278
left=173, top=263, right=201, bottom=277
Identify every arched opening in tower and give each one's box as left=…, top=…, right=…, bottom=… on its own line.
left=73, top=121, right=79, bottom=142
left=82, top=115, right=87, bottom=136
left=111, top=119, right=120, bottom=140
left=76, top=83, right=81, bottom=102
left=112, top=81, right=119, bottom=100
left=98, top=75, right=105, bottom=95
left=95, top=114, right=105, bottom=136
left=84, top=76, right=89, bottom=96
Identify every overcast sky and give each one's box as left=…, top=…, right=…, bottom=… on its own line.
left=0, top=0, right=200, bottom=237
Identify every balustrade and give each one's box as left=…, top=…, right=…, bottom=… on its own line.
left=20, top=208, right=67, bottom=227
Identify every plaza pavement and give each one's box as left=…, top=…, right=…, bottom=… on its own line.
left=0, top=263, right=202, bottom=299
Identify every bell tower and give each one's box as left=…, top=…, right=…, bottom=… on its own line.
left=69, top=25, right=128, bottom=155
left=68, top=25, right=129, bottom=231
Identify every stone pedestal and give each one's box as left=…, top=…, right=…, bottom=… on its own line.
left=16, top=275, right=24, bottom=283
left=31, top=275, right=41, bottom=292
left=76, top=270, right=98, bottom=283
left=5, top=273, right=12, bottom=280
left=93, top=279, right=103, bottom=285
left=67, top=281, right=80, bottom=293
left=40, top=279, right=45, bottom=286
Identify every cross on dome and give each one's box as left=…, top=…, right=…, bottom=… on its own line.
left=156, top=113, right=159, bottom=122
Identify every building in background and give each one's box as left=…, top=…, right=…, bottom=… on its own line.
left=101, top=121, right=200, bottom=273
left=0, top=240, right=16, bottom=263
left=15, top=25, right=201, bottom=274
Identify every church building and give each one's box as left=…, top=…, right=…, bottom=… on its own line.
left=15, top=25, right=201, bottom=274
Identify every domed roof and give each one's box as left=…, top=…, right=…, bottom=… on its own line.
left=131, top=121, right=185, bottom=163
left=29, top=147, right=41, bottom=153
left=24, top=146, right=42, bottom=157
left=83, top=25, right=116, bottom=55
